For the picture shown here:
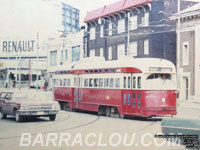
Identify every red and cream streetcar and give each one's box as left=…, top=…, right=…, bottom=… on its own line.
left=53, top=57, right=177, bottom=118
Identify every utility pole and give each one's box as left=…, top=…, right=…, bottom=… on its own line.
left=36, top=32, right=39, bottom=90
left=29, top=59, right=31, bottom=89
left=177, top=0, right=181, bottom=100
left=127, top=12, right=130, bottom=56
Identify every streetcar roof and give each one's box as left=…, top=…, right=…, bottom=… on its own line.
left=54, top=56, right=176, bottom=74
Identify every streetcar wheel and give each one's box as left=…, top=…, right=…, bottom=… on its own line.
left=106, top=107, right=111, bottom=117
left=15, top=110, right=23, bottom=122
left=0, top=110, right=7, bottom=119
left=49, top=115, right=56, bottom=121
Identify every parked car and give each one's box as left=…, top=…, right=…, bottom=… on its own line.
left=0, top=90, right=60, bottom=122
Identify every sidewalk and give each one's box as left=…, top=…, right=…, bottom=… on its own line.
left=177, top=100, right=200, bottom=110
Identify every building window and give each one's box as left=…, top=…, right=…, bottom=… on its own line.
left=72, top=46, right=80, bottom=62
left=61, top=51, right=64, bottom=64
left=108, top=46, right=112, bottom=60
left=183, top=42, right=189, bottom=66
left=50, top=51, right=57, bottom=66
left=117, top=44, right=125, bottom=58
left=100, top=25, right=104, bottom=38
left=90, top=49, right=95, bottom=57
left=130, top=16, right=137, bottom=30
left=118, top=19, right=125, bottom=33
left=65, top=50, right=68, bottom=61
left=144, top=12, right=149, bottom=27
left=108, top=23, right=112, bottom=36
left=90, top=27, right=95, bottom=40
left=142, top=12, right=149, bottom=27
left=100, top=48, right=103, bottom=57
left=144, top=39, right=149, bottom=55
left=130, top=41, right=137, bottom=56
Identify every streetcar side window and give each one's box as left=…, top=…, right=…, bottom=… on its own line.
left=109, top=78, right=114, bottom=88
left=138, top=101, right=141, bottom=108
left=104, top=78, right=109, bottom=88
left=79, top=78, right=82, bottom=87
left=133, top=93, right=136, bottom=99
left=89, top=78, right=93, bottom=87
left=53, top=79, right=55, bottom=86
left=99, top=78, right=103, bottom=87
left=137, top=93, right=141, bottom=99
left=138, top=76, right=141, bottom=88
left=128, top=77, right=131, bottom=89
left=67, top=79, right=71, bottom=87
left=60, top=79, right=63, bottom=86
left=133, top=77, right=136, bottom=89
left=94, top=78, right=98, bottom=87
left=74, top=78, right=76, bottom=87
left=123, top=94, right=126, bottom=105
left=123, top=77, right=126, bottom=88
left=115, top=78, right=120, bottom=88
left=64, top=79, right=67, bottom=86
left=84, top=79, right=88, bottom=87
left=132, top=101, right=136, bottom=108
left=128, top=94, right=130, bottom=105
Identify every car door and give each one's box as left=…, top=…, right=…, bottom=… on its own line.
left=5, top=93, right=15, bottom=115
left=0, top=92, right=8, bottom=114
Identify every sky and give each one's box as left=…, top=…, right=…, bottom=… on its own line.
left=0, top=0, right=199, bottom=43
left=0, top=0, right=118, bottom=42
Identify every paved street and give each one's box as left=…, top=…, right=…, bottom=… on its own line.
left=0, top=89, right=199, bottom=150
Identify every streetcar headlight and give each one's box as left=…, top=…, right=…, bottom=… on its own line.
left=162, top=98, right=166, bottom=103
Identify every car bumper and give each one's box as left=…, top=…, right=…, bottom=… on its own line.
left=18, top=110, right=59, bottom=116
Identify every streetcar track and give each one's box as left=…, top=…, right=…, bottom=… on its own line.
left=133, top=120, right=158, bottom=133
left=0, top=115, right=100, bottom=140
left=27, top=113, right=71, bottom=130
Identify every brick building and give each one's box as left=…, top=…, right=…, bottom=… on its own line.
left=83, top=0, right=196, bottom=65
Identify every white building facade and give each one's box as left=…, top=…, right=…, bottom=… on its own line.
left=48, top=30, right=85, bottom=88
left=0, top=0, right=80, bottom=88
left=174, top=3, right=200, bottom=101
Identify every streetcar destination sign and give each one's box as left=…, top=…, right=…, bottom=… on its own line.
left=2, top=40, right=35, bottom=53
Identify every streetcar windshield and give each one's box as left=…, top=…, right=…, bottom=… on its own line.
left=145, top=73, right=177, bottom=90
left=147, top=74, right=171, bottom=80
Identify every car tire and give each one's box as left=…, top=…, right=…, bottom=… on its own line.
left=0, top=110, right=7, bottom=119
left=49, top=115, right=56, bottom=121
left=15, top=110, right=23, bottom=122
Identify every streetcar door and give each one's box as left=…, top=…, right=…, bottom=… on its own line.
left=122, top=74, right=132, bottom=114
left=132, top=75, right=142, bottom=115
left=73, top=75, right=82, bottom=109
